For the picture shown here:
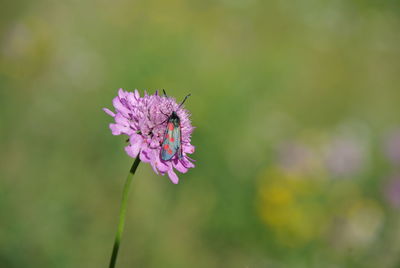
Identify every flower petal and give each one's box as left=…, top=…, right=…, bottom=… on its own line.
left=112, top=96, right=130, bottom=117
left=181, top=157, right=195, bottom=169
left=173, top=159, right=188, bottom=173
left=150, top=161, right=159, bottom=174
left=149, top=138, right=160, bottom=149
left=147, top=149, right=161, bottom=174
left=124, top=135, right=143, bottom=158
left=183, top=144, right=195, bottom=154
left=118, top=88, right=126, bottom=99
left=126, top=92, right=137, bottom=107
left=110, top=123, right=130, bottom=135
left=115, top=113, right=130, bottom=126
left=156, top=157, right=170, bottom=173
left=103, top=108, right=115, bottom=117
left=134, top=89, right=140, bottom=100
left=167, top=169, right=179, bottom=184
left=185, top=155, right=196, bottom=162
left=139, top=146, right=152, bottom=163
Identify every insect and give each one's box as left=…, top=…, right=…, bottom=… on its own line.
left=161, top=91, right=191, bottom=161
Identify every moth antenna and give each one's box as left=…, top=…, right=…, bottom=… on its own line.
left=163, top=89, right=168, bottom=97
left=178, top=93, right=191, bottom=108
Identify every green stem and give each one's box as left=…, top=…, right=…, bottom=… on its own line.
left=109, top=157, right=141, bottom=268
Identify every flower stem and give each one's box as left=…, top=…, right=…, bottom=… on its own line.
left=109, top=156, right=141, bottom=268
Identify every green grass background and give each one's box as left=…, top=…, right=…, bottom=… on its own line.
left=1, top=0, right=400, bottom=267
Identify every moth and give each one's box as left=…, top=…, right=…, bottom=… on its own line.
left=161, top=91, right=190, bottom=161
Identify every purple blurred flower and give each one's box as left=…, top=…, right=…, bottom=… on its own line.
left=384, top=176, right=400, bottom=208
left=276, top=142, right=315, bottom=173
left=104, top=89, right=195, bottom=184
left=325, top=137, right=365, bottom=177
left=384, top=129, right=400, bottom=165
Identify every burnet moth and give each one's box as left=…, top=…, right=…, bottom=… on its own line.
left=161, top=90, right=191, bottom=161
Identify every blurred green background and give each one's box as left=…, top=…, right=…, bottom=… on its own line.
left=1, top=0, right=400, bottom=267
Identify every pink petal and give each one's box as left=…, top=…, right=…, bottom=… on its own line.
left=181, top=157, right=195, bottom=168
left=126, top=92, right=137, bottom=106
left=103, top=108, right=115, bottom=117
left=167, top=169, right=179, bottom=184
left=173, top=159, right=188, bottom=173
left=139, top=147, right=152, bottom=163
left=112, top=96, right=130, bottom=117
left=115, top=113, right=130, bottom=126
left=156, top=158, right=170, bottom=173
left=124, top=136, right=143, bottom=158
left=185, top=155, right=196, bottom=163
left=148, top=149, right=160, bottom=174
left=183, top=144, right=195, bottom=154
left=150, top=160, right=159, bottom=174
left=149, top=138, right=159, bottom=149
left=129, top=133, right=142, bottom=143
left=110, top=123, right=131, bottom=135
left=118, top=88, right=126, bottom=99
left=134, top=89, right=140, bottom=100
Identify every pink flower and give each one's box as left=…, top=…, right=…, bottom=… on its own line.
left=384, top=129, right=400, bottom=165
left=104, top=89, right=195, bottom=184
left=325, top=137, right=365, bottom=177
left=384, top=175, right=400, bottom=209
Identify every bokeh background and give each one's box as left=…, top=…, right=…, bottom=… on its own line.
left=1, top=0, right=400, bottom=267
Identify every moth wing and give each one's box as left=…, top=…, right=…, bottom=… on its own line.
left=171, top=125, right=182, bottom=159
left=161, top=122, right=180, bottom=160
left=177, top=126, right=182, bottom=159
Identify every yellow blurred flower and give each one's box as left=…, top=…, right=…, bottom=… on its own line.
left=329, top=198, right=384, bottom=252
left=257, top=167, right=329, bottom=247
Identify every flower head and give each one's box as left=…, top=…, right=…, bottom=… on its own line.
left=324, top=136, right=366, bottom=177
left=384, top=175, right=400, bottom=209
left=104, top=89, right=195, bottom=184
left=384, top=129, right=400, bottom=165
